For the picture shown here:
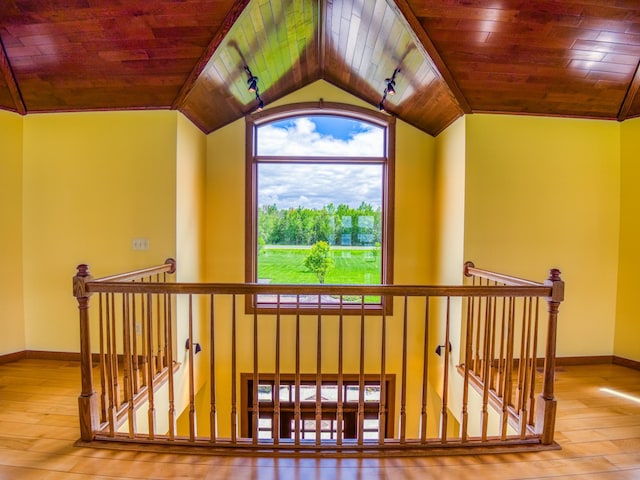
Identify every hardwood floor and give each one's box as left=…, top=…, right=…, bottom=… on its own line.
left=0, top=359, right=639, bottom=479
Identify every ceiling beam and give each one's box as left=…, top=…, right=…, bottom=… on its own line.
left=172, top=0, right=252, bottom=110
left=389, top=0, right=472, bottom=114
left=617, top=59, right=640, bottom=122
left=0, top=37, right=26, bottom=115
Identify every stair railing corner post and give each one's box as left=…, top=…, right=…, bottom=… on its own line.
left=73, top=264, right=100, bottom=441
left=537, top=268, right=564, bottom=445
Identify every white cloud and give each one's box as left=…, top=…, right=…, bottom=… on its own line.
left=259, top=163, right=382, bottom=210
left=256, top=117, right=385, bottom=210
left=257, top=117, right=384, bottom=157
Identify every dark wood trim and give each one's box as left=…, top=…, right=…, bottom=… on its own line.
left=245, top=115, right=257, bottom=290
left=555, top=355, right=615, bottom=366
left=0, top=351, right=26, bottom=364
left=171, top=0, right=252, bottom=110
left=0, top=36, right=26, bottom=115
left=26, top=350, right=81, bottom=361
left=389, top=0, right=471, bottom=114
left=248, top=101, right=392, bottom=126
left=613, top=356, right=640, bottom=371
left=617, top=59, right=640, bottom=122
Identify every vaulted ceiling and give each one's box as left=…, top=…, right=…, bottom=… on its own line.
left=1, top=0, right=640, bottom=136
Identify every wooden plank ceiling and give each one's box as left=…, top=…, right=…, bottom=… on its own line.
left=1, top=0, right=640, bottom=136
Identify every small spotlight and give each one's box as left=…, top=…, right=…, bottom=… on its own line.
left=248, top=76, right=258, bottom=93
left=244, top=65, right=265, bottom=113
left=378, top=67, right=400, bottom=113
left=386, top=80, right=396, bottom=96
left=244, top=66, right=258, bottom=92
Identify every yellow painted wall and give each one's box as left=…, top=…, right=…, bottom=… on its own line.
left=616, top=118, right=640, bottom=362
left=464, top=114, right=620, bottom=357
left=203, top=80, right=437, bottom=437
left=176, top=112, right=207, bottom=346
left=22, top=111, right=178, bottom=352
left=431, top=117, right=467, bottom=434
left=0, top=110, right=25, bottom=355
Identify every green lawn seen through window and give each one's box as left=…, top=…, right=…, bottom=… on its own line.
left=258, top=246, right=381, bottom=285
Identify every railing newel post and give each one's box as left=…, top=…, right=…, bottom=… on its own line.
left=537, top=268, right=564, bottom=445
left=73, top=264, right=100, bottom=441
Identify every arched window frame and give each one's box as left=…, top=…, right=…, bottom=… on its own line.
left=245, top=101, right=395, bottom=314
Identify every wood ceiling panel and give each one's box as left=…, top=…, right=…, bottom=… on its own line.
left=179, top=0, right=320, bottom=133
left=0, top=82, right=15, bottom=111
left=410, top=0, right=640, bottom=119
left=324, top=0, right=463, bottom=135
left=0, top=0, right=238, bottom=111
left=1, top=0, right=640, bottom=134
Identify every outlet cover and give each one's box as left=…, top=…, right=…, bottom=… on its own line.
left=132, top=238, right=149, bottom=250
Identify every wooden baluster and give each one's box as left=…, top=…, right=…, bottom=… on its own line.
left=528, top=297, right=540, bottom=427
left=516, top=297, right=528, bottom=411
left=105, top=293, right=116, bottom=436
left=358, top=296, right=366, bottom=445
left=461, top=295, right=473, bottom=442
left=399, top=296, right=408, bottom=444
left=473, top=282, right=482, bottom=375
left=380, top=301, right=388, bottom=445
left=468, top=283, right=476, bottom=376
left=140, top=281, right=148, bottom=388
left=315, top=295, right=322, bottom=446
left=519, top=296, right=533, bottom=439
left=294, top=295, right=301, bottom=444
left=73, top=264, right=100, bottom=442
left=496, top=295, right=507, bottom=397
left=167, top=293, right=176, bottom=441
left=252, top=301, right=259, bottom=444
left=337, top=296, right=344, bottom=446
left=231, top=295, right=238, bottom=444
left=122, top=293, right=135, bottom=438
left=188, top=295, right=196, bottom=441
left=420, top=296, right=429, bottom=444
left=110, top=293, right=120, bottom=409
left=209, top=294, right=216, bottom=443
left=131, top=290, right=140, bottom=395
left=481, top=292, right=493, bottom=441
left=481, top=290, right=491, bottom=384
left=156, top=279, right=163, bottom=372
left=501, top=297, right=516, bottom=439
left=98, top=294, right=107, bottom=423
left=274, top=295, right=281, bottom=445
left=489, top=285, right=498, bottom=390
left=146, top=293, right=156, bottom=439
left=441, top=297, right=451, bottom=443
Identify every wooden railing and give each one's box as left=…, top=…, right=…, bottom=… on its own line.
left=73, top=259, right=564, bottom=455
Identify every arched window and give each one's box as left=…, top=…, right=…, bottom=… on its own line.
left=246, top=102, right=395, bottom=312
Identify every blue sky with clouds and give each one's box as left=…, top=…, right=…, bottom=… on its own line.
left=257, top=116, right=384, bottom=209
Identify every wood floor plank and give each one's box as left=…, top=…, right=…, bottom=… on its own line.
left=0, top=359, right=639, bottom=479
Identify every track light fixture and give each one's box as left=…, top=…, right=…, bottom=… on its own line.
left=379, top=68, right=400, bottom=113
left=244, top=65, right=264, bottom=113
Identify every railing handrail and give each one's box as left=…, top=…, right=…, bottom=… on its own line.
left=91, top=258, right=176, bottom=284
left=464, top=261, right=544, bottom=287
left=85, top=281, right=552, bottom=298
